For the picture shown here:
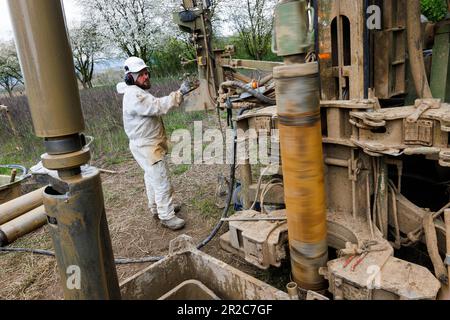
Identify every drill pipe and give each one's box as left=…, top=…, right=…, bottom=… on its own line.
left=7, top=0, right=120, bottom=299
left=274, top=62, right=328, bottom=290
left=6, top=1, right=84, bottom=137
left=0, top=187, right=45, bottom=225
left=0, top=205, right=46, bottom=247
left=43, top=168, right=121, bottom=300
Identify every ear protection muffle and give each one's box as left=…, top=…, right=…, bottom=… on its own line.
left=124, top=65, right=134, bottom=85
left=124, top=73, right=134, bottom=86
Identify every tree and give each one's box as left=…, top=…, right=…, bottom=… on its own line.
left=421, top=0, right=448, bottom=22
left=70, top=21, right=105, bottom=89
left=223, top=0, right=276, bottom=60
left=0, top=41, right=23, bottom=97
left=77, top=0, right=177, bottom=65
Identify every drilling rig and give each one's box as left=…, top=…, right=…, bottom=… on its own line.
left=173, top=0, right=450, bottom=299
left=3, top=0, right=450, bottom=300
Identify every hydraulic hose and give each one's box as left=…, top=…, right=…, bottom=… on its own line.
left=197, top=123, right=237, bottom=250
left=0, top=247, right=164, bottom=265
left=220, top=81, right=276, bottom=105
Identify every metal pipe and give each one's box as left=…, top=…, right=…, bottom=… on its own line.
left=43, top=170, right=121, bottom=299
left=324, top=158, right=348, bottom=168
left=274, top=62, right=328, bottom=291
left=7, top=0, right=120, bottom=299
left=286, top=282, right=300, bottom=300
left=273, top=0, right=327, bottom=291
left=0, top=205, right=46, bottom=246
left=406, top=0, right=433, bottom=98
left=6, top=1, right=84, bottom=138
left=0, top=187, right=45, bottom=225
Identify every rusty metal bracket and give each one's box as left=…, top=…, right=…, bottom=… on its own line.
left=407, top=99, right=441, bottom=123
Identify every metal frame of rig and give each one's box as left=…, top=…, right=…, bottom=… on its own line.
left=2, top=0, right=450, bottom=300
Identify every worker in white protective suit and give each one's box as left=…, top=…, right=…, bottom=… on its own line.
left=116, top=57, right=191, bottom=230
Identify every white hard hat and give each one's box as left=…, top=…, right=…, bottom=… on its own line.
left=123, top=56, right=148, bottom=74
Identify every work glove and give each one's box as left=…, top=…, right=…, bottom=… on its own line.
left=179, top=80, right=193, bottom=96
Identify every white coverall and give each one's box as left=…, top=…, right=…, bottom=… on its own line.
left=117, top=82, right=183, bottom=220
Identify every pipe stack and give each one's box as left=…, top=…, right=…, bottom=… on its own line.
left=0, top=187, right=47, bottom=246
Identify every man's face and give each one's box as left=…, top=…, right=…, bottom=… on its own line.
left=135, top=68, right=151, bottom=90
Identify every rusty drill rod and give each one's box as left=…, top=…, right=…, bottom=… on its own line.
left=274, top=62, right=328, bottom=291
left=0, top=187, right=45, bottom=225
left=273, top=0, right=328, bottom=290
left=273, top=0, right=328, bottom=291
left=7, top=0, right=120, bottom=299
left=0, top=205, right=46, bottom=247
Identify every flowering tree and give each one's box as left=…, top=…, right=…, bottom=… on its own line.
left=219, top=0, right=277, bottom=60
left=0, top=41, right=23, bottom=97
left=77, top=0, right=178, bottom=65
left=69, top=21, right=105, bottom=88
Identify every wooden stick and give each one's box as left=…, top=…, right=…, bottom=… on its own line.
left=98, top=168, right=118, bottom=174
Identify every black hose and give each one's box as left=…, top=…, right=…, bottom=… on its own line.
left=221, top=81, right=276, bottom=105
left=0, top=247, right=165, bottom=265
left=197, top=124, right=237, bottom=250
left=0, top=247, right=55, bottom=257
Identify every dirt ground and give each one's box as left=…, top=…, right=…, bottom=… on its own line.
left=0, top=149, right=289, bottom=300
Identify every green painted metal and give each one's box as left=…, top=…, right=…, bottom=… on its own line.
left=431, top=24, right=450, bottom=102
left=273, top=0, right=314, bottom=56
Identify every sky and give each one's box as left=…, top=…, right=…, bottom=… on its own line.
left=0, top=0, right=81, bottom=41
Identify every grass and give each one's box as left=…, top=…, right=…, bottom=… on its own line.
left=191, top=197, right=220, bottom=219
left=172, top=164, right=190, bottom=175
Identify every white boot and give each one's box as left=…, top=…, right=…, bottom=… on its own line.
left=161, top=216, right=185, bottom=230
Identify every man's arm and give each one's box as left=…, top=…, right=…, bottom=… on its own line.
left=133, top=90, right=183, bottom=117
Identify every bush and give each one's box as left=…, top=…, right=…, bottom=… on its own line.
left=421, top=0, right=448, bottom=22
left=213, top=34, right=282, bottom=62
